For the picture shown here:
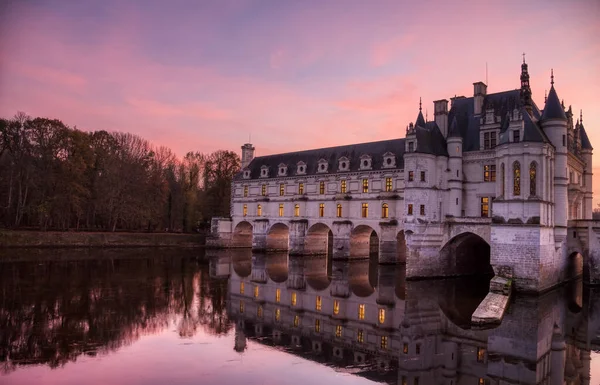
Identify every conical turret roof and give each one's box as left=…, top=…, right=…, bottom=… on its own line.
left=541, top=84, right=566, bottom=121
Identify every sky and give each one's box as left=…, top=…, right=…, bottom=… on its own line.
left=0, top=0, right=599, bottom=205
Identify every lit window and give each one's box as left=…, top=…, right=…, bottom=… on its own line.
left=275, top=288, right=281, bottom=302
left=378, top=308, right=385, bottom=324
left=261, top=184, right=266, bottom=196
left=315, top=319, right=321, bottom=333
left=408, top=171, right=414, bottom=182
left=381, top=203, right=389, bottom=219
left=403, top=343, right=408, bottom=354
left=385, top=177, right=393, bottom=192
left=407, top=204, right=413, bottom=215
left=401, top=377, right=407, bottom=385
left=420, top=205, right=425, bottom=216
left=254, top=285, right=259, bottom=298
left=381, top=336, right=388, bottom=349
left=420, top=171, right=425, bottom=182
left=477, top=347, right=486, bottom=363
left=513, top=161, right=521, bottom=196
left=291, top=292, right=297, bottom=306
left=243, top=204, right=247, bottom=217
left=244, top=186, right=248, bottom=197
left=240, top=301, right=244, bottom=313
left=358, top=304, right=365, bottom=320
left=240, top=282, right=245, bottom=294
left=335, top=325, right=343, bottom=338
left=357, top=329, right=364, bottom=343
left=478, top=379, right=488, bottom=385
left=333, top=300, right=340, bottom=315
left=257, top=305, right=263, bottom=318
left=279, top=184, right=285, bottom=196
left=416, top=344, right=421, bottom=355
left=336, top=204, right=342, bottom=217
left=362, top=179, right=369, bottom=193
left=319, top=203, right=325, bottom=217
left=257, top=204, right=262, bottom=216
left=298, top=183, right=304, bottom=194
left=293, top=315, right=299, bottom=327
left=530, top=162, right=537, bottom=196
left=294, top=204, right=300, bottom=217
left=481, top=197, right=489, bottom=217
left=316, top=296, right=322, bottom=311
left=275, top=308, right=280, bottom=321
left=361, top=203, right=368, bottom=218
left=484, top=165, right=496, bottom=182
left=279, top=204, right=284, bottom=217
left=319, top=181, right=325, bottom=194
left=340, top=180, right=347, bottom=193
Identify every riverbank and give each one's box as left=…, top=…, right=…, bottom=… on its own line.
left=0, top=230, right=205, bottom=248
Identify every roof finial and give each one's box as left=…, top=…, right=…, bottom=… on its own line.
left=544, top=90, right=547, bottom=103
left=426, top=109, right=428, bottom=122
left=580, top=109, right=583, bottom=124
left=551, top=68, right=554, bottom=86
left=419, top=97, right=422, bottom=112
left=522, top=52, right=526, bottom=64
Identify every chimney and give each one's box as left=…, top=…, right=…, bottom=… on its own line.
left=433, top=99, right=449, bottom=137
left=241, top=143, right=255, bottom=169
left=473, top=82, right=487, bottom=115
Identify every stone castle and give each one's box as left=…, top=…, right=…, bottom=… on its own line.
left=209, top=59, right=599, bottom=293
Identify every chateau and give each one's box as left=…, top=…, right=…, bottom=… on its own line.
left=209, top=59, right=599, bottom=293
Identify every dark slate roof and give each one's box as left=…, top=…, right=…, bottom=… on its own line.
left=237, top=138, right=405, bottom=180
left=498, top=107, right=550, bottom=145
left=540, top=85, right=567, bottom=121
left=413, top=121, right=449, bottom=156
left=580, top=123, right=593, bottom=150
left=415, top=110, right=426, bottom=128
left=448, top=89, right=545, bottom=151
left=448, top=116, right=461, bottom=138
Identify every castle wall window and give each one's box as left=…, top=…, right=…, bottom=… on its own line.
left=420, top=205, right=425, bottom=216
left=319, top=181, right=325, bottom=194
left=385, top=177, right=393, bottom=192
left=298, top=183, right=304, bottom=194
left=335, top=325, right=343, bottom=338
left=279, top=204, right=284, bottom=217
left=275, top=308, right=280, bottom=321
left=275, top=288, right=281, bottom=302
left=293, top=315, right=299, bottom=327
left=416, top=344, right=421, bottom=355
left=294, top=204, right=300, bottom=217
left=403, top=343, right=409, bottom=354
left=381, top=203, right=389, bottom=219
left=484, top=132, right=496, bottom=149
left=381, top=336, right=388, bottom=349
left=501, top=163, right=505, bottom=196
left=562, top=134, right=566, bottom=146
left=261, top=184, right=266, bottom=196
left=513, top=161, right=521, bottom=196
left=244, top=186, right=248, bottom=197
left=243, top=204, right=247, bottom=217
left=240, top=301, right=244, bottom=313
left=358, top=304, right=365, bottom=320
left=254, top=285, right=259, bottom=298
left=481, top=197, right=489, bottom=217
left=420, top=171, right=426, bottom=182
left=477, top=347, right=486, bottom=363
left=257, top=305, right=263, bottom=318
left=315, top=319, right=320, bottom=333
left=336, top=204, right=342, bottom=217
left=257, top=204, right=262, bottom=216
left=279, top=184, right=285, bottom=196
left=333, top=300, right=340, bottom=315
left=530, top=162, right=537, bottom=196
left=378, top=308, right=385, bottom=324
left=341, top=180, right=347, bottom=193
left=316, top=295, right=322, bottom=311
left=362, top=179, right=369, bottom=193
left=319, top=203, right=325, bottom=217
left=408, top=171, right=414, bottom=182
left=408, top=204, right=413, bottom=215
left=240, top=282, right=245, bottom=294
left=513, top=130, right=520, bottom=143
left=408, top=142, right=414, bottom=152
left=484, top=165, right=496, bottom=182
left=291, top=292, right=297, bottom=306
left=357, top=329, right=364, bottom=343
left=361, top=203, right=368, bottom=218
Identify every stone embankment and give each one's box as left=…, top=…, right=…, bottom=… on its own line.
left=472, top=266, right=513, bottom=326
left=0, top=230, right=205, bottom=248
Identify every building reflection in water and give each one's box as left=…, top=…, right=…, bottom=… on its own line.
left=221, top=248, right=593, bottom=385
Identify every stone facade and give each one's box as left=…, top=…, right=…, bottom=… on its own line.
left=210, top=59, right=596, bottom=293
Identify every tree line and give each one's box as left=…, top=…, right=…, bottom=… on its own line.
left=0, top=112, right=240, bottom=232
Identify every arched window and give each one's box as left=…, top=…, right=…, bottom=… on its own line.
left=294, top=204, right=300, bottom=217
left=336, top=204, right=342, bottom=218
left=529, top=162, right=537, bottom=196
left=381, top=203, right=389, bottom=219
left=513, top=161, right=521, bottom=196
left=257, top=204, right=262, bottom=216
left=501, top=163, right=505, bottom=196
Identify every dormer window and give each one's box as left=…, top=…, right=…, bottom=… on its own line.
left=278, top=163, right=288, bottom=177
left=338, top=156, right=350, bottom=172
left=382, top=152, right=396, bottom=168
left=243, top=169, right=251, bottom=179
left=260, top=165, right=269, bottom=178
left=485, top=107, right=495, bottom=124
left=317, top=158, right=328, bottom=173
left=359, top=154, right=372, bottom=170
left=408, top=141, right=415, bottom=152
left=296, top=161, right=306, bottom=175
left=512, top=130, right=520, bottom=143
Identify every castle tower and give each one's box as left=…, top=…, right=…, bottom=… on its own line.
left=241, top=143, right=255, bottom=169
left=520, top=57, right=533, bottom=114
left=579, top=112, right=594, bottom=219
left=446, top=116, right=463, bottom=217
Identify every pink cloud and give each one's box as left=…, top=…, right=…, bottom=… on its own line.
left=370, top=35, right=416, bottom=67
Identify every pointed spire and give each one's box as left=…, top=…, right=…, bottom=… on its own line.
left=448, top=116, right=461, bottom=138
left=415, top=97, right=426, bottom=127
left=580, top=109, right=583, bottom=125
left=520, top=57, right=532, bottom=108
left=419, top=97, right=422, bottom=112
left=551, top=68, right=554, bottom=85
left=544, top=90, right=547, bottom=103
left=541, top=69, right=566, bottom=121
left=522, top=52, right=526, bottom=63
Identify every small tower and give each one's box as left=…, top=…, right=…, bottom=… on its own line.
left=447, top=116, right=463, bottom=217
left=520, top=57, right=533, bottom=114
left=241, top=143, right=255, bottom=169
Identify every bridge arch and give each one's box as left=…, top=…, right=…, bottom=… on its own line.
left=566, top=252, right=584, bottom=281
left=266, top=223, right=290, bottom=251
left=232, top=221, right=253, bottom=247
left=439, top=232, right=493, bottom=276
left=350, top=225, right=379, bottom=259
left=305, top=223, right=333, bottom=255
left=266, top=252, right=289, bottom=283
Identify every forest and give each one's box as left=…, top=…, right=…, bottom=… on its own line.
left=0, top=112, right=240, bottom=232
